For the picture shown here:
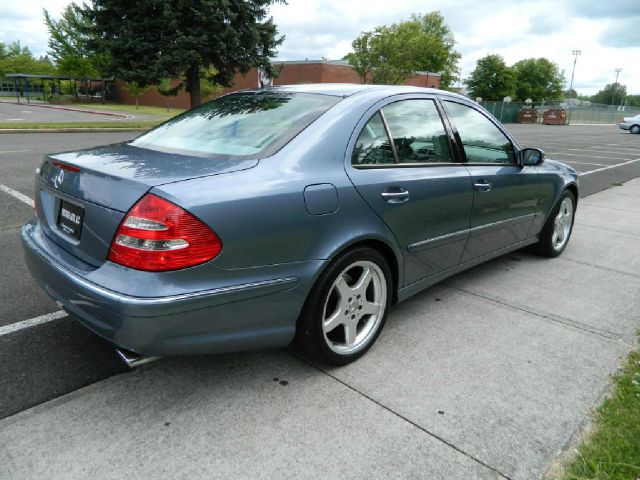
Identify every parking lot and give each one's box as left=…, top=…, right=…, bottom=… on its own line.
left=1, top=125, right=639, bottom=479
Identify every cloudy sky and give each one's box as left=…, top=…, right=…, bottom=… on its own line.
left=2, top=0, right=639, bottom=95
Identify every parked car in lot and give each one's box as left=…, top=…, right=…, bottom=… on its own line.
left=619, top=114, right=640, bottom=134
left=22, top=84, right=579, bottom=366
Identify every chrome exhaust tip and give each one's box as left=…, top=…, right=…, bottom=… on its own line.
left=116, top=348, right=160, bottom=368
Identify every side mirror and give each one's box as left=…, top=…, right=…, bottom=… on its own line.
left=521, top=148, right=545, bottom=166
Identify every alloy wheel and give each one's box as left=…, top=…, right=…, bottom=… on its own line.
left=552, top=197, right=574, bottom=250
left=321, top=260, right=387, bottom=355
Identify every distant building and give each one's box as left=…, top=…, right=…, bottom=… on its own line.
left=115, top=59, right=442, bottom=109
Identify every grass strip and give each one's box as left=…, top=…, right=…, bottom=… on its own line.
left=563, top=346, right=640, bottom=480
left=73, top=103, right=185, bottom=117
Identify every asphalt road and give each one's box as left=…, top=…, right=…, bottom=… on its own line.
left=0, top=125, right=638, bottom=420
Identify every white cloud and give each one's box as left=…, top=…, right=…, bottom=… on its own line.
left=1, top=0, right=639, bottom=95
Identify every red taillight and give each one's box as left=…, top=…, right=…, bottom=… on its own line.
left=108, top=194, right=222, bottom=271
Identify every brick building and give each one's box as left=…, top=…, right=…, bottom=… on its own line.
left=115, top=60, right=441, bottom=109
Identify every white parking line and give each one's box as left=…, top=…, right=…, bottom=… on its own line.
left=0, top=310, right=67, bottom=336
left=590, top=146, right=640, bottom=153
left=579, top=158, right=640, bottom=176
left=0, top=183, right=34, bottom=207
left=553, top=160, right=608, bottom=167
left=546, top=152, right=633, bottom=161
left=0, top=149, right=31, bottom=154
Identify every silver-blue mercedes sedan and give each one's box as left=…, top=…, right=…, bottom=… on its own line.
left=22, top=84, right=578, bottom=366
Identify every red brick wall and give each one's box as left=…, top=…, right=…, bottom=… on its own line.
left=114, top=63, right=440, bottom=108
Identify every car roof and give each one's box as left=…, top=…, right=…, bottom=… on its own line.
left=245, top=83, right=469, bottom=101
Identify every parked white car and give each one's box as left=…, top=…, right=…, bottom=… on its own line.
left=619, top=114, right=640, bottom=134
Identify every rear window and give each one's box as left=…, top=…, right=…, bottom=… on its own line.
left=131, top=91, right=340, bottom=159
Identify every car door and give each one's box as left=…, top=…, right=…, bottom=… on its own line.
left=441, top=100, right=542, bottom=262
left=347, top=96, right=473, bottom=286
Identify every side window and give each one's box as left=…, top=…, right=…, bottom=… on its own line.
left=351, top=112, right=395, bottom=165
left=443, top=101, right=516, bottom=164
left=382, top=99, right=452, bottom=164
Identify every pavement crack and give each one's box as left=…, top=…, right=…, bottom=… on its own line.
left=574, top=221, right=640, bottom=239
left=558, top=256, right=640, bottom=279
left=288, top=350, right=513, bottom=480
left=443, top=284, right=628, bottom=344
left=578, top=203, right=640, bottom=215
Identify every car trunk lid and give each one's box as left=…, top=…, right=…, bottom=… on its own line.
left=36, top=143, right=257, bottom=267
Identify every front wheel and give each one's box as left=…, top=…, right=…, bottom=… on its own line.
left=295, top=247, right=392, bottom=366
left=630, top=125, right=640, bottom=134
left=534, top=190, right=576, bottom=257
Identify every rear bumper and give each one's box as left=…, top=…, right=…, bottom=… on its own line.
left=22, top=222, right=314, bottom=356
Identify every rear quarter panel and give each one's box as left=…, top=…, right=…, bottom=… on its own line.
left=155, top=92, right=404, bottom=281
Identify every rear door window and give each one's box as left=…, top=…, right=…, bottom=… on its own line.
left=382, top=99, right=452, bottom=164
left=351, top=98, right=453, bottom=166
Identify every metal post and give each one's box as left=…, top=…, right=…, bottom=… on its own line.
left=14, top=78, right=19, bottom=103
left=568, top=50, right=581, bottom=95
left=42, top=79, right=46, bottom=102
left=25, top=79, right=30, bottom=103
left=611, top=68, right=622, bottom=106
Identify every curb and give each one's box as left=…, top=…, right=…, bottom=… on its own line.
left=0, top=100, right=132, bottom=119
left=0, top=128, right=150, bottom=134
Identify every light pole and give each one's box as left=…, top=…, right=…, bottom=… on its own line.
left=568, top=50, right=581, bottom=96
left=611, top=67, right=622, bottom=106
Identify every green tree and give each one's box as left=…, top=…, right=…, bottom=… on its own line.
left=81, top=0, right=284, bottom=108
left=412, top=12, right=460, bottom=89
left=512, top=58, right=564, bottom=102
left=345, top=11, right=460, bottom=88
left=465, top=55, right=515, bottom=101
left=0, top=41, right=57, bottom=78
left=565, top=88, right=577, bottom=98
left=123, top=81, right=149, bottom=109
left=591, top=83, right=627, bottom=105
left=624, top=95, right=640, bottom=108
left=43, top=4, right=106, bottom=77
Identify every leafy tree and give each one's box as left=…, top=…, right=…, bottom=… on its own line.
left=81, top=0, right=284, bottom=108
left=345, top=11, right=460, bottom=88
left=565, top=88, right=577, bottom=99
left=512, top=58, right=564, bottom=102
left=624, top=95, right=640, bottom=108
left=465, top=54, right=515, bottom=101
left=123, top=81, right=149, bottom=110
left=0, top=41, right=57, bottom=78
left=43, top=4, right=106, bottom=77
left=412, top=12, right=460, bottom=89
left=591, top=83, right=627, bottom=105
left=157, top=78, right=179, bottom=112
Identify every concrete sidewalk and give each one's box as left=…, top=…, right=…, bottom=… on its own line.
left=1, top=180, right=639, bottom=480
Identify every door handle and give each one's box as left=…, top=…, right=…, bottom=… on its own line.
left=381, top=188, right=410, bottom=204
left=474, top=181, right=492, bottom=192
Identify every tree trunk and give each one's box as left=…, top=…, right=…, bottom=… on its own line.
left=186, top=65, right=202, bottom=109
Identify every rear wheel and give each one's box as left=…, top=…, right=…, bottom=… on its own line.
left=534, top=190, right=576, bottom=257
left=630, top=124, right=640, bottom=134
left=295, top=247, right=392, bottom=365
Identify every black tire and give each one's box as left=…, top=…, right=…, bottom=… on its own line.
left=294, top=247, right=392, bottom=366
left=534, top=190, right=576, bottom=258
left=630, top=124, right=640, bottom=134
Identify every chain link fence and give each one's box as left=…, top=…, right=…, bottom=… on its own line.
left=479, top=100, right=640, bottom=125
